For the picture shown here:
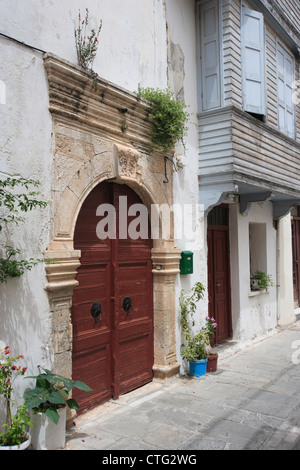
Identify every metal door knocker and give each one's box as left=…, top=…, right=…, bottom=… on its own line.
left=91, top=302, right=102, bottom=322
left=122, top=297, right=132, bottom=314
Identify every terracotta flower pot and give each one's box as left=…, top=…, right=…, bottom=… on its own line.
left=207, top=353, right=218, bottom=372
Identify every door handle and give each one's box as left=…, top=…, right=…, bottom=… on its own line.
left=91, top=302, right=102, bottom=322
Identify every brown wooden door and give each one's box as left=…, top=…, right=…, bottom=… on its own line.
left=71, top=182, right=153, bottom=412
left=207, top=206, right=232, bottom=344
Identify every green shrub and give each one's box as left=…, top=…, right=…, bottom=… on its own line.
left=137, top=85, right=190, bottom=152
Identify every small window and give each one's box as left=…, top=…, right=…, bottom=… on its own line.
left=276, top=41, right=295, bottom=138
left=208, top=205, right=229, bottom=226
left=241, top=7, right=266, bottom=117
left=199, top=0, right=222, bottom=111
left=249, top=223, right=267, bottom=290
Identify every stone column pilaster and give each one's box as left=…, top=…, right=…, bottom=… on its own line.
left=151, top=247, right=181, bottom=379
left=44, top=250, right=81, bottom=376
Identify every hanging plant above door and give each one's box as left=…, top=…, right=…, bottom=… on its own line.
left=137, top=85, right=190, bottom=153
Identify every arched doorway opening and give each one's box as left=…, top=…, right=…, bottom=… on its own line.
left=71, top=181, right=154, bottom=412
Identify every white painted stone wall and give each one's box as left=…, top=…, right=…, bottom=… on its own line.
left=278, top=215, right=294, bottom=326
left=163, top=0, right=209, bottom=370
left=0, top=36, right=53, bottom=423
left=0, top=0, right=168, bottom=91
left=229, top=201, right=278, bottom=344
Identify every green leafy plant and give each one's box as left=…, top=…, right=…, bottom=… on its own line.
left=24, top=367, right=92, bottom=425
left=0, top=177, right=49, bottom=283
left=0, top=246, right=44, bottom=283
left=0, top=177, right=48, bottom=231
left=137, top=85, right=190, bottom=152
left=179, top=282, right=211, bottom=362
left=0, top=346, right=32, bottom=446
left=181, top=330, right=209, bottom=363
left=74, top=8, right=102, bottom=73
left=0, top=406, right=32, bottom=447
left=251, top=270, right=274, bottom=291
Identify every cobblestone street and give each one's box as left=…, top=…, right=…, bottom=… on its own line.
left=65, top=326, right=300, bottom=451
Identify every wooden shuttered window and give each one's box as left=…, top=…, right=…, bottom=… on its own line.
left=199, top=0, right=222, bottom=111
left=276, top=41, right=295, bottom=138
left=241, top=7, right=266, bottom=116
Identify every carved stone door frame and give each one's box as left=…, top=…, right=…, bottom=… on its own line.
left=43, top=55, right=181, bottom=409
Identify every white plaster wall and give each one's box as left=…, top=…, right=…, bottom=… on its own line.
left=0, top=38, right=53, bottom=421
left=0, top=0, right=168, bottom=92
left=229, top=201, right=278, bottom=343
left=163, top=0, right=208, bottom=369
left=278, top=214, right=294, bottom=325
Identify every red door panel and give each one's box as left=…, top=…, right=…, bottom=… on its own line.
left=72, top=344, right=112, bottom=410
left=214, top=230, right=230, bottom=343
left=71, top=182, right=153, bottom=412
left=119, top=333, right=153, bottom=395
left=207, top=206, right=232, bottom=344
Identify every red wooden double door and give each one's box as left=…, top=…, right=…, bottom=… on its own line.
left=71, top=182, right=154, bottom=411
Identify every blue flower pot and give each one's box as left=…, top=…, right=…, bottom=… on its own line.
left=189, top=359, right=208, bottom=377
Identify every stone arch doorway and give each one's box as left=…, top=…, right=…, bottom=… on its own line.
left=43, top=55, right=182, bottom=421
left=71, top=181, right=154, bottom=411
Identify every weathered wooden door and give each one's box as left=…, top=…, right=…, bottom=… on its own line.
left=71, top=182, right=153, bottom=411
left=207, top=205, right=232, bottom=344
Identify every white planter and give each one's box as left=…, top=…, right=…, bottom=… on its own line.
left=0, top=433, right=31, bottom=451
left=30, top=407, right=66, bottom=450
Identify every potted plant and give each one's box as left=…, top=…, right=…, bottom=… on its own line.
left=0, top=346, right=32, bottom=450
left=251, top=270, right=274, bottom=292
left=179, top=282, right=210, bottom=377
left=181, top=330, right=210, bottom=377
left=204, top=316, right=218, bottom=373
left=24, top=366, right=92, bottom=450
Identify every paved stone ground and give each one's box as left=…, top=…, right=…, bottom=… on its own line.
left=65, top=325, right=300, bottom=451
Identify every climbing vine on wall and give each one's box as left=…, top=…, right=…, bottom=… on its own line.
left=137, top=85, right=190, bottom=153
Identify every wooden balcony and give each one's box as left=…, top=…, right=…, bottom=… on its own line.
left=198, top=105, right=300, bottom=218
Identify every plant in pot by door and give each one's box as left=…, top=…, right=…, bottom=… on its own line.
left=181, top=331, right=209, bottom=377
left=24, top=366, right=92, bottom=450
left=204, top=317, right=218, bottom=373
left=0, top=346, right=32, bottom=450
left=179, top=282, right=210, bottom=377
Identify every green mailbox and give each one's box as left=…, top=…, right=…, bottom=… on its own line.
left=180, top=251, right=193, bottom=274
